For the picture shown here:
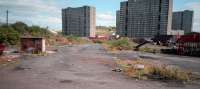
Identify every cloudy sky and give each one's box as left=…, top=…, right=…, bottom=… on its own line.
left=0, top=0, right=199, bottom=32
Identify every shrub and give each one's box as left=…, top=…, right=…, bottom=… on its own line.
left=0, top=22, right=54, bottom=46
left=92, top=39, right=105, bottom=44
left=139, top=47, right=156, bottom=53
left=65, top=35, right=80, bottom=42
left=11, top=21, right=29, bottom=35
left=28, top=26, right=53, bottom=37
left=148, top=65, right=190, bottom=81
left=65, top=35, right=91, bottom=44
left=104, top=38, right=135, bottom=51
left=0, top=26, right=20, bottom=45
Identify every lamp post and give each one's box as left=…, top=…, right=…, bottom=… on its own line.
left=6, top=10, right=9, bottom=26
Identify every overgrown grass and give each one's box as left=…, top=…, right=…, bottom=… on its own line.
left=65, top=35, right=91, bottom=45
left=0, top=22, right=54, bottom=46
left=139, top=47, right=157, bottom=53
left=115, top=59, right=190, bottom=82
left=103, top=38, right=136, bottom=51
left=92, top=39, right=106, bottom=44
left=148, top=65, right=190, bottom=81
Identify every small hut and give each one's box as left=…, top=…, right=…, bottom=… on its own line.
left=20, top=37, right=45, bottom=53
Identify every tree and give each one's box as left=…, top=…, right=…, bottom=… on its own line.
left=11, top=21, right=29, bottom=35
left=0, top=22, right=54, bottom=45
left=28, top=26, right=52, bottom=37
left=0, top=25, right=20, bottom=45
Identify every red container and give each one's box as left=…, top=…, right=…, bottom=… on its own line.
left=0, top=43, right=5, bottom=55
left=177, top=33, right=200, bottom=56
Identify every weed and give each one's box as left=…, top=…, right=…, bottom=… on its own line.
left=65, top=35, right=91, bottom=45
left=115, top=59, right=190, bottom=82
left=103, top=38, right=135, bottom=51
left=139, top=47, right=156, bottom=53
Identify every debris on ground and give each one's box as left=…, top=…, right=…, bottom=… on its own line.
left=13, top=66, right=32, bottom=71
left=112, top=68, right=123, bottom=72
left=4, top=49, right=19, bottom=54
left=114, top=59, right=191, bottom=82
left=0, top=55, right=20, bottom=62
left=0, top=55, right=20, bottom=66
left=59, top=80, right=73, bottom=83
left=46, top=50, right=57, bottom=54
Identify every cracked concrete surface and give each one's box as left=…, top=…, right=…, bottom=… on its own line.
left=0, top=44, right=199, bottom=89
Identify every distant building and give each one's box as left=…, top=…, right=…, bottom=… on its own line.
left=116, top=10, right=120, bottom=35
left=117, top=0, right=173, bottom=38
left=172, top=10, right=194, bottom=34
left=117, top=1, right=128, bottom=37
left=62, top=6, right=96, bottom=37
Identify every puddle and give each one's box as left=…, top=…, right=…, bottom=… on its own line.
left=164, top=82, right=186, bottom=87
left=98, top=81, right=107, bottom=85
left=74, top=73, right=93, bottom=77
left=60, top=79, right=73, bottom=83
left=13, top=66, right=31, bottom=71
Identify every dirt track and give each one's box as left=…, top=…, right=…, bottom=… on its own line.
left=0, top=44, right=199, bottom=89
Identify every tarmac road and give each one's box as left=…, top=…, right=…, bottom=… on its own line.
left=0, top=44, right=199, bottom=89
left=112, top=50, right=200, bottom=73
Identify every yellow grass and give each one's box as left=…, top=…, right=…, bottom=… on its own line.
left=102, top=38, right=136, bottom=51
left=115, top=59, right=190, bottom=82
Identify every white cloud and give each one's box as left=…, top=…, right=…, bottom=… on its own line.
left=35, top=15, right=61, bottom=25
left=97, top=13, right=116, bottom=26
left=0, top=0, right=117, bottom=29
left=0, top=0, right=60, bottom=14
left=47, top=17, right=62, bottom=24
left=0, top=0, right=61, bottom=30
left=97, top=13, right=115, bottom=21
left=185, top=2, right=200, bottom=32
left=185, top=2, right=200, bottom=11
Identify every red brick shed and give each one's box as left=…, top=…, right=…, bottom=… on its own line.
left=20, top=37, right=46, bottom=53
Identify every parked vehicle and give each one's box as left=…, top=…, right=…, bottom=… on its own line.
left=0, top=43, right=5, bottom=55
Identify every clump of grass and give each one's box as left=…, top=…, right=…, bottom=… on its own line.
left=35, top=52, right=48, bottom=56
left=115, top=59, right=190, bottom=82
left=103, top=38, right=135, bottom=51
left=139, top=47, right=156, bottom=53
left=65, top=35, right=91, bottom=45
left=148, top=65, right=190, bottom=81
left=65, top=35, right=80, bottom=42
left=92, top=39, right=106, bottom=44
left=23, top=52, right=48, bottom=56
left=48, top=35, right=69, bottom=46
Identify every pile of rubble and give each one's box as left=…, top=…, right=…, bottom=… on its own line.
left=0, top=55, right=20, bottom=65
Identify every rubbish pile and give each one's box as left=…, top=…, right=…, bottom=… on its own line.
left=0, top=55, right=20, bottom=65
